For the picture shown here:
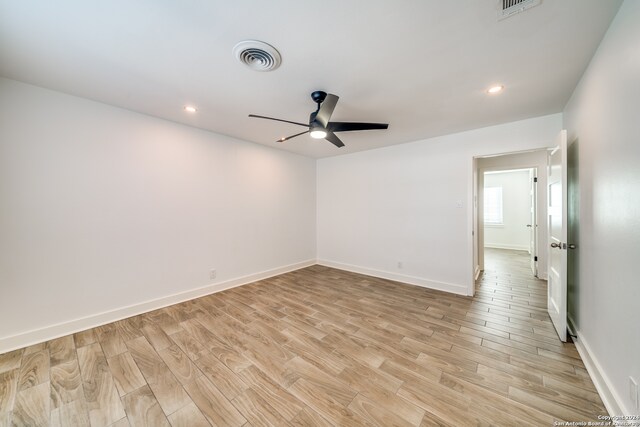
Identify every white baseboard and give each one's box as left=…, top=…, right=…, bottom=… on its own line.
left=474, top=265, right=481, bottom=281
left=484, top=243, right=530, bottom=251
left=0, top=259, right=315, bottom=354
left=568, top=315, right=628, bottom=417
left=317, top=259, right=469, bottom=296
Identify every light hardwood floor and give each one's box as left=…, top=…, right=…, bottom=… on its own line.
left=0, top=249, right=606, bottom=426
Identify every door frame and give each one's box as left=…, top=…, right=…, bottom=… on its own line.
left=529, top=168, right=538, bottom=277
left=470, top=148, right=550, bottom=295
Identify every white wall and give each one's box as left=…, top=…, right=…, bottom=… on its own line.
left=0, top=78, right=317, bottom=352
left=484, top=170, right=532, bottom=251
left=317, top=114, right=561, bottom=296
left=563, top=0, right=640, bottom=416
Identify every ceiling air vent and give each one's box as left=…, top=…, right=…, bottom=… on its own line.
left=498, top=0, right=541, bottom=20
left=233, top=40, right=282, bottom=72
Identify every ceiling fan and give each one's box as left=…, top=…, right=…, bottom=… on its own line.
left=249, top=91, right=389, bottom=148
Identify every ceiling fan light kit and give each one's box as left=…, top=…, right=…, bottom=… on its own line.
left=310, top=128, right=327, bottom=139
left=249, top=91, right=389, bottom=148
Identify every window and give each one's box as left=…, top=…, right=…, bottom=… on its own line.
left=484, top=186, right=503, bottom=225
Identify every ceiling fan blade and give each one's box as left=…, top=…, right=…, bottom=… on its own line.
left=327, top=122, right=389, bottom=132
left=248, top=114, right=308, bottom=127
left=315, top=94, right=339, bottom=127
left=277, top=130, right=309, bottom=143
left=325, top=131, right=345, bottom=148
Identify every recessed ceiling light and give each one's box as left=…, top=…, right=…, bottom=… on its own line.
left=184, top=105, right=197, bottom=113
left=487, top=85, right=504, bottom=94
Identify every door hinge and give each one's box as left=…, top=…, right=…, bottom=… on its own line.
left=533, top=177, right=538, bottom=183
left=534, top=256, right=538, bottom=261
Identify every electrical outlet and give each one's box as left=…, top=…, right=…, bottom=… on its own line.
left=630, top=377, right=639, bottom=409
left=209, top=269, right=217, bottom=280
left=397, top=261, right=403, bottom=269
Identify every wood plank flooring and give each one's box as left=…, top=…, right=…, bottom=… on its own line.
left=0, top=249, right=606, bottom=426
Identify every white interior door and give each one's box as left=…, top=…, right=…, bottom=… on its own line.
left=529, top=169, right=537, bottom=276
left=547, top=130, right=568, bottom=342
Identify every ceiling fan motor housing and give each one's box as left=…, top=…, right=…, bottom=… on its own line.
left=311, top=91, right=327, bottom=104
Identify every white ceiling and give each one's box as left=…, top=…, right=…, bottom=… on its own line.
left=0, top=1, right=622, bottom=158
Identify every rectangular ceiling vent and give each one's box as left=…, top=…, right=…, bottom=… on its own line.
left=498, top=0, right=541, bottom=20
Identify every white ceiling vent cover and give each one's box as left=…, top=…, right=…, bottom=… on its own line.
left=498, top=0, right=541, bottom=20
left=233, top=40, right=282, bottom=72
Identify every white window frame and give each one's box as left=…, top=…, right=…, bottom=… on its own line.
left=484, top=186, right=504, bottom=226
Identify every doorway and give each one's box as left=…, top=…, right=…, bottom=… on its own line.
left=473, top=149, right=550, bottom=289
left=483, top=168, right=538, bottom=276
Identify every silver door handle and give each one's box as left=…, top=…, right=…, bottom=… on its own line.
left=550, top=242, right=560, bottom=248
left=526, top=224, right=532, bottom=227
